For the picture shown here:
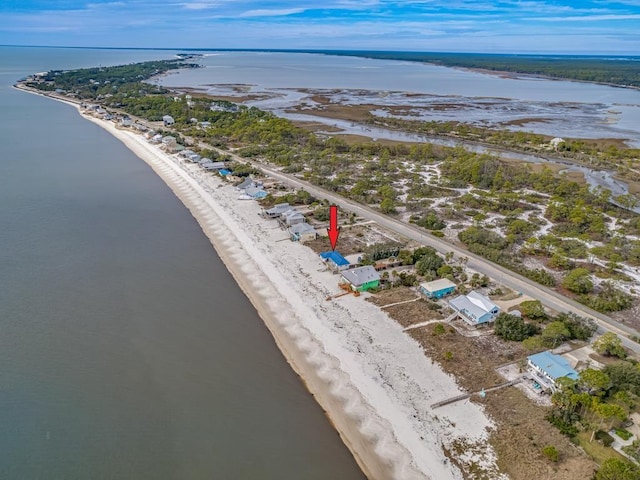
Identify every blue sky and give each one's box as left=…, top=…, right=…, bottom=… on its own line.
left=1, top=1, right=639, bottom=53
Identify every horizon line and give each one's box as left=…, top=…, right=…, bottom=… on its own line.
left=1, top=44, right=639, bottom=58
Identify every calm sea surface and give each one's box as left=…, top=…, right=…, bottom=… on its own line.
left=157, top=51, right=640, bottom=146
left=0, top=46, right=365, bottom=480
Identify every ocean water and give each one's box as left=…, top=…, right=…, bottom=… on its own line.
left=0, top=46, right=365, bottom=480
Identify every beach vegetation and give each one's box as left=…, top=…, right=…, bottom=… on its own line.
left=29, top=59, right=640, bottom=320
left=593, top=333, right=627, bottom=359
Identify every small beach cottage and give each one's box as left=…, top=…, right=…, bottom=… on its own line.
left=289, top=222, right=317, bottom=243
left=264, top=203, right=291, bottom=218
left=162, top=115, right=175, bottom=126
left=202, top=161, right=226, bottom=171
left=161, top=136, right=178, bottom=152
left=449, top=291, right=500, bottom=326
left=236, top=177, right=255, bottom=190
left=341, top=266, right=381, bottom=292
left=420, top=278, right=456, bottom=299
left=245, top=186, right=267, bottom=199
left=282, top=210, right=305, bottom=226
left=527, top=351, right=579, bottom=392
left=320, top=251, right=350, bottom=272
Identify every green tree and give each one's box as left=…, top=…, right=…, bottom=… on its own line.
left=380, top=197, right=396, bottom=214
left=561, top=268, right=593, bottom=294
left=603, top=362, right=640, bottom=396
left=541, top=321, right=570, bottom=348
left=437, top=265, right=454, bottom=278
left=494, top=313, right=540, bottom=341
left=595, top=458, right=640, bottom=480
left=314, top=206, right=330, bottom=221
left=594, top=401, right=626, bottom=433
left=555, top=312, right=597, bottom=341
left=593, top=332, right=627, bottom=359
left=518, top=300, right=547, bottom=322
left=415, top=253, right=444, bottom=277
left=522, top=335, right=545, bottom=350
left=578, top=368, right=610, bottom=396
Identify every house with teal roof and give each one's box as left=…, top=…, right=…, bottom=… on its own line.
left=527, top=351, right=579, bottom=392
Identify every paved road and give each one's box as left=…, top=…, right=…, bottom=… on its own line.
left=208, top=148, right=640, bottom=353
left=33, top=87, right=636, bottom=354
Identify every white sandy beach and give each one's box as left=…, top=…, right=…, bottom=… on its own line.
left=27, top=86, right=506, bottom=479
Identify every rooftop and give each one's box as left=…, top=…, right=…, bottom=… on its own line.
left=449, top=291, right=498, bottom=320
left=341, top=266, right=381, bottom=286
left=528, top=351, right=579, bottom=382
left=289, top=222, right=316, bottom=234
left=320, top=251, right=350, bottom=267
left=420, top=278, right=456, bottom=292
left=266, top=203, right=291, bottom=214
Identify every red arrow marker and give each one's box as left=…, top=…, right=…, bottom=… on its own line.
left=327, top=205, right=340, bottom=251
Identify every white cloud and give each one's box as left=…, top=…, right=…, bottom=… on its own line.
left=238, top=8, right=306, bottom=17
left=180, top=1, right=229, bottom=10
left=86, top=1, right=126, bottom=8
left=539, top=13, right=640, bottom=21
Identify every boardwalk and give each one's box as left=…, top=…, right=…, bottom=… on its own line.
left=430, top=378, right=522, bottom=409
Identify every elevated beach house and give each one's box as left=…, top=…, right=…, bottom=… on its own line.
left=264, top=203, right=291, bottom=218
left=420, top=278, right=456, bottom=299
left=527, top=351, right=579, bottom=392
left=161, top=136, right=178, bottom=153
left=244, top=186, right=267, bottom=199
left=341, top=266, right=381, bottom=292
left=162, top=115, right=175, bottom=126
left=449, top=291, right=500, bottom=326
left=320, top=251, right=350, bottom=272
left=282, top=209, right=305, bottom=227
left=202, top=161, right=227, bottom=171
left=289, top=222, right=317, bottom=243
left=236, top=177, right=255, bottom=190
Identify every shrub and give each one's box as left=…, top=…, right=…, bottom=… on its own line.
left=562, top=268, right=593, bottom=294
left=519, top=300, right=548, bottom=322
left=581, top=282, right=633, bottom=313
left=615, top=428, right=633, bottom=441
left=494, top=313, right=540, bottom=341
left=595, top=430, right=615, bottom=447
left=593, top=332, right=627, bottom=359
left=433, top=324, right=446, bottom=335
left=546, top=412, right=578, bottom=437
left=541, top=445, right=559, bottom=462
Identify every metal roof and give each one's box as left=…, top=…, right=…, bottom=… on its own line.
left=420, top=278, right=456, bottom=293
left=245, top=186, right=265, bottom=197
left=449, top=291, right=498, bottom=321
left=289, top=222, right=316, bottom=234
left=341, top=266, right=380, bottom=286
left=265, top=203, right=291, bottom=214
left=528, top=352, right=579, bottom=382
left=320, top=251, right=350, bottom=267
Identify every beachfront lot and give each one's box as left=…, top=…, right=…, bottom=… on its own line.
left=83, top=111, right=507, bottom=479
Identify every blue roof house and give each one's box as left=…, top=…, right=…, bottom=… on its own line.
left=320, top=251, right=350, bottom=272
left=527, top=351, right=579, bottom=392
left=219, top=169, right=231, bottom=177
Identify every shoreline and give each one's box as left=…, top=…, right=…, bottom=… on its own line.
left=16, top=86, right=505, bottom=479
